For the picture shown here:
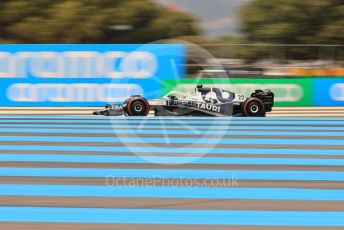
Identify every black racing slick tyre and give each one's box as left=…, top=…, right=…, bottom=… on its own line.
left=126, top=97, right=150, bottom=116
left=243, top=98, right=266, bottom=117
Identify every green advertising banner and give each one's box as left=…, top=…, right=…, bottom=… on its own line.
left=163, top=78, right=313, bottom=106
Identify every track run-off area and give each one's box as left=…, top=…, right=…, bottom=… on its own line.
left=0, top=115, right=343, bottom=230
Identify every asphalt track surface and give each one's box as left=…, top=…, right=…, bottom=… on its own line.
left=0, top=115, right=343, bottom=229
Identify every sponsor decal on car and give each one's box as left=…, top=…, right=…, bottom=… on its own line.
left=107, top=104, right=123, bottom=110
left=167, top=100, right=221, bottom=113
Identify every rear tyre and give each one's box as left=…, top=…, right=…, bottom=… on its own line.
left=126, top=97, right=150, bottom=116
left=243, top=98, right=265, bottom=117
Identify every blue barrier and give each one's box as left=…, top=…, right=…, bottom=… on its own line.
left=314, top=78, right=344, bottom=106
left=0, top=44, right=185, bottom=106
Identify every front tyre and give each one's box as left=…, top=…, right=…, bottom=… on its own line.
left=243, top=98, right=266, bottom=117
left=126, top=97, right=150, bottom=116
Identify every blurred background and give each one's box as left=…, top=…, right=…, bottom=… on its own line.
left=0, top=0, right=343, bottom=107
left=0, top=0, right=343, bottom=76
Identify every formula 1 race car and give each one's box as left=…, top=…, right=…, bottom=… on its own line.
left=93, top=85, right=274, bottom=117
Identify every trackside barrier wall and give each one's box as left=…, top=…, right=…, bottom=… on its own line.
left=314, top=78, right=344, bottom=106
left=163, top=78, right=344, bottom=107
left=0, top=44, right=343, bottom=106
left=0, top=44, right=185, bottom=106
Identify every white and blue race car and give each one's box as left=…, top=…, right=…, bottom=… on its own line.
left=93, top=85, right=274, bottom=117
